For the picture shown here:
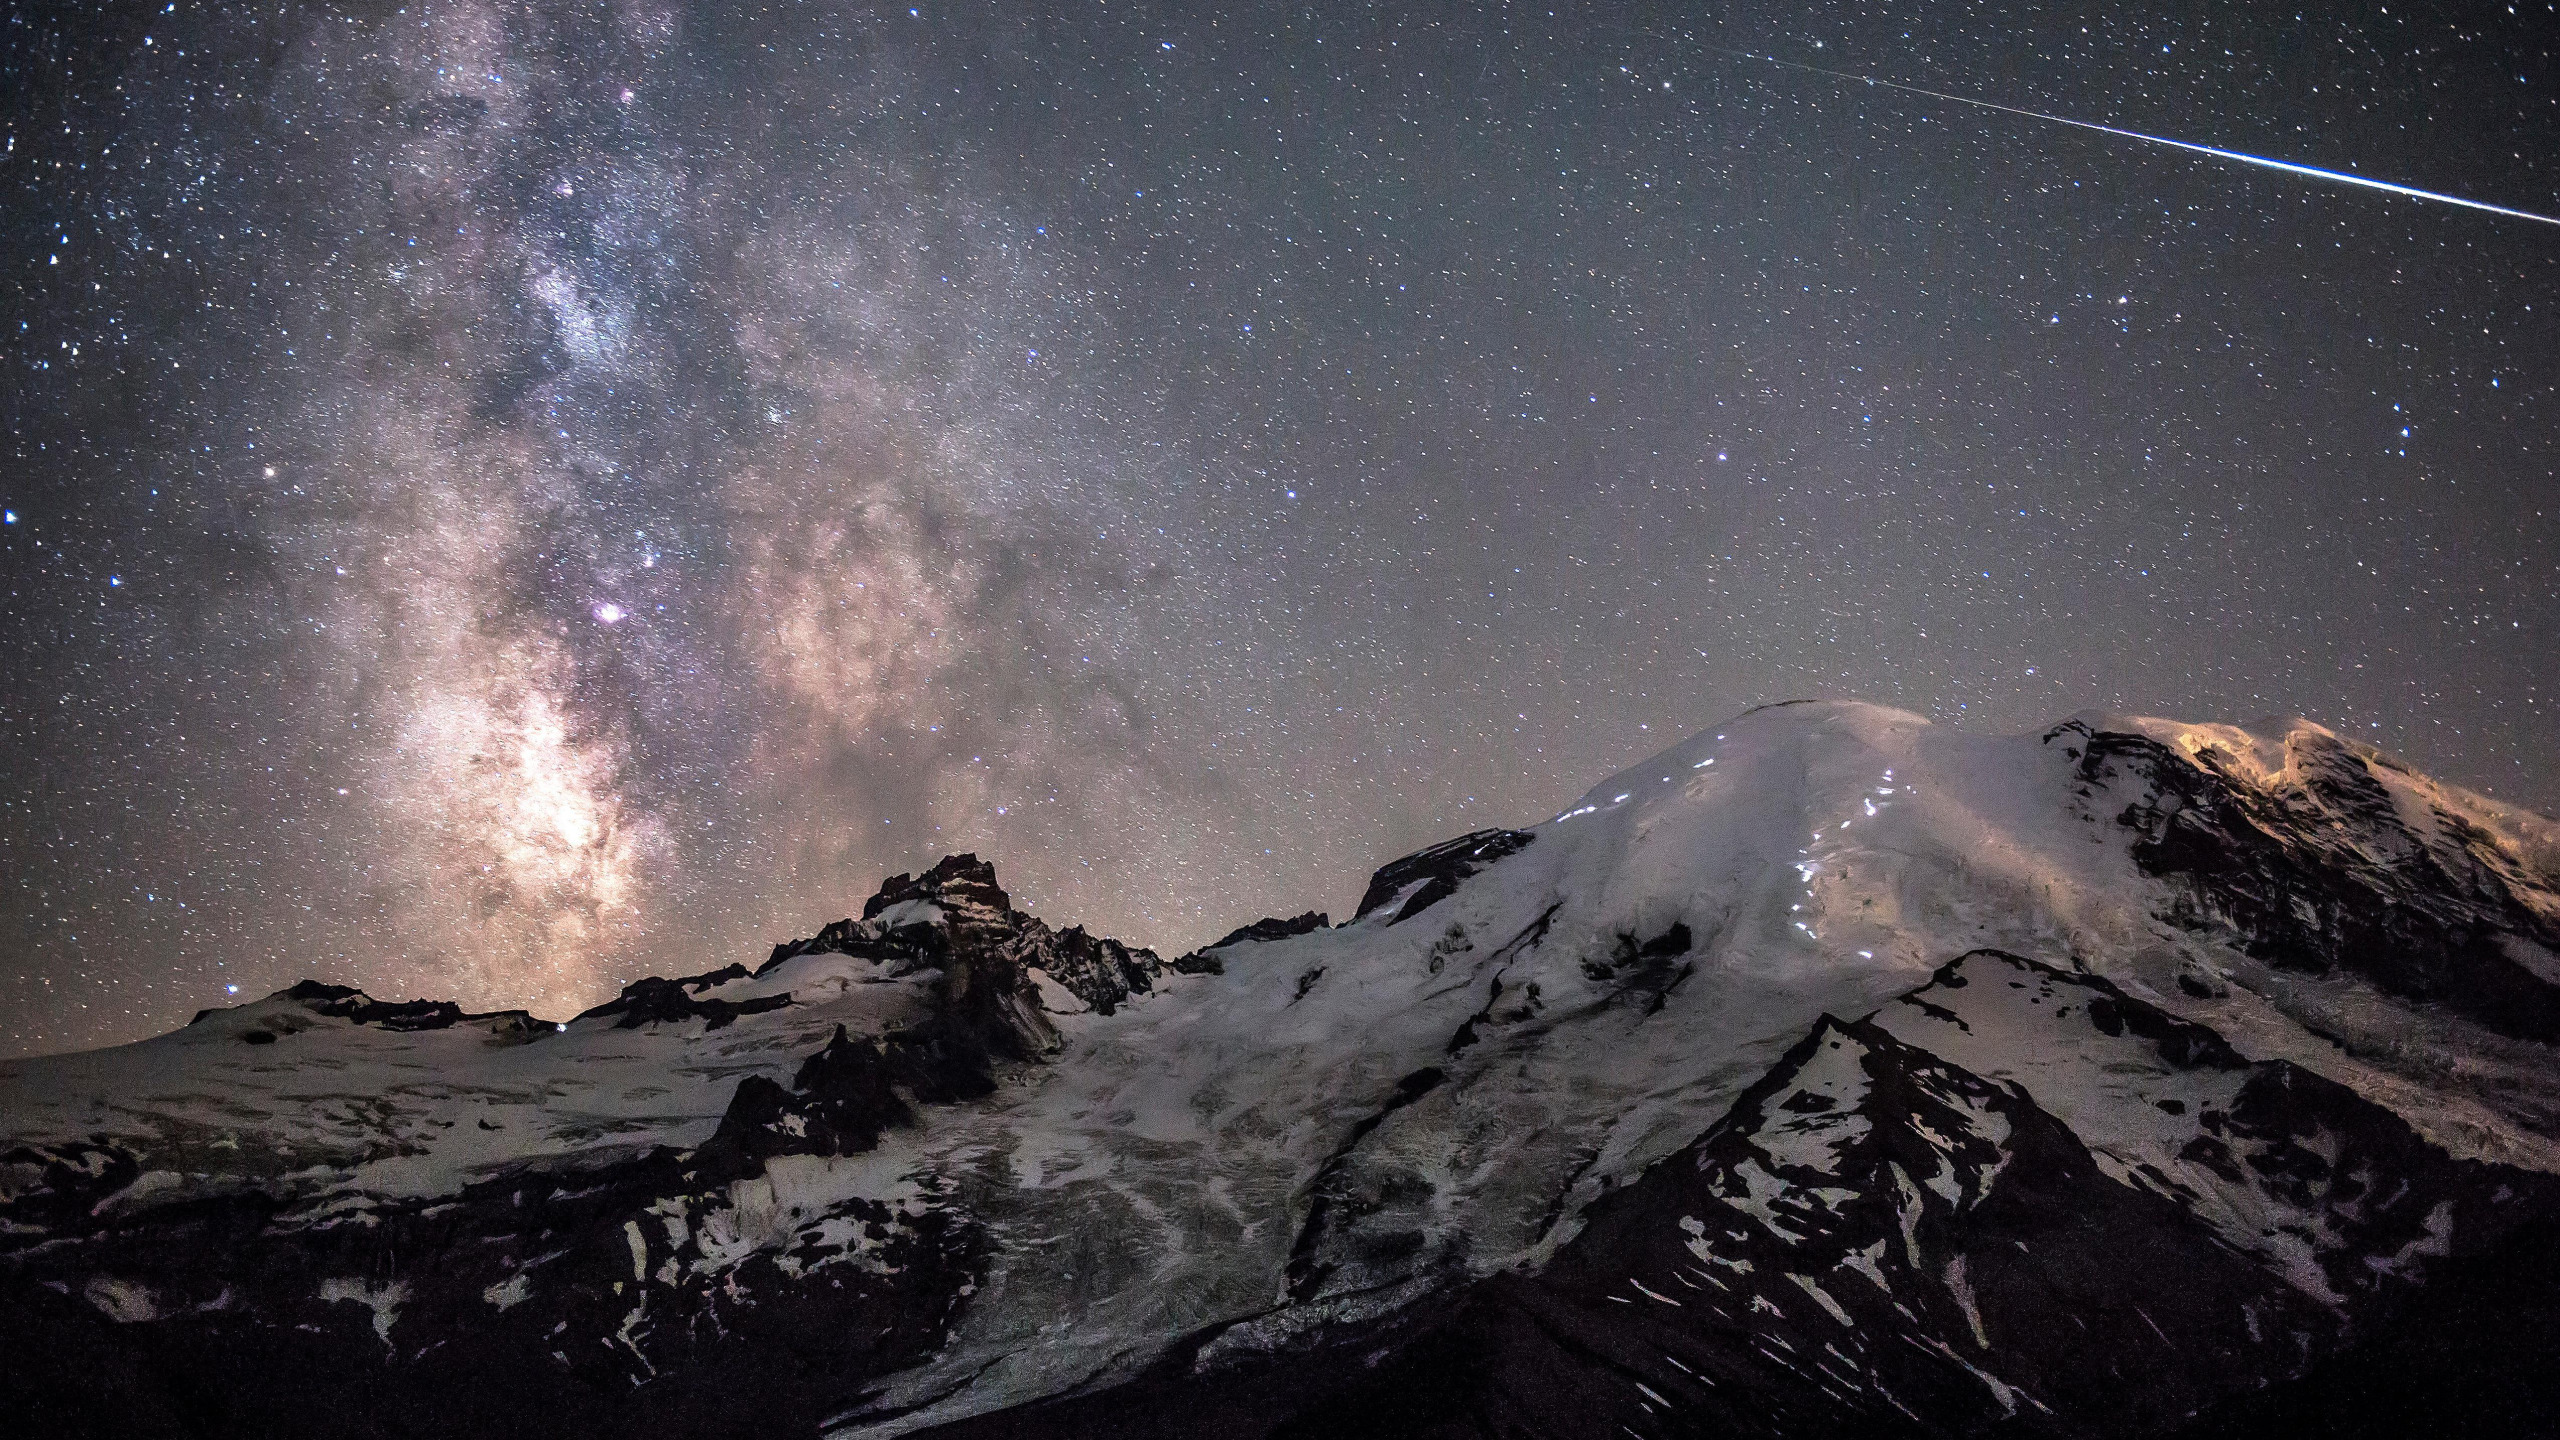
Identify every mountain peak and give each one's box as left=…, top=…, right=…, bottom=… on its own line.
left=8, top=705, right=2560, bottom=1437
left=863, top=850, right=1013, bottom=922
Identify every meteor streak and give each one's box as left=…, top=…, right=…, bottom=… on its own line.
left=1723, top=49, right=2560, bottom=228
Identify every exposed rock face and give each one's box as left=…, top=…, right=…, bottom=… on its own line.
left=1354, top=828, right=1537, bottom=924
left=7, top=703, right=2560, bottom=1439
left=274, top=979, right=475, bottom=1031
left=1215, top=910, right=1334, bottom=950
left=776, top=852, right=1169, bottom=1029
left=200, top=980, right=552, bottom=1044
left=579, top=964, right=796, bottom=1030
left=693, top=1024, right=918, bottom=1176
left=1172, top=911, right=1333, bottom=975
left=1015, top=924, right=1162, bottom=1015
left=2058, top=718, right=2560, bottom=1041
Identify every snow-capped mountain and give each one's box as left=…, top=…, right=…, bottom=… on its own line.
left=7, top=701, right=2560, bottom=1438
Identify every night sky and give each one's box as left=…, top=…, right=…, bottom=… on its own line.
left=5, top=1, right=2557, bottom=1057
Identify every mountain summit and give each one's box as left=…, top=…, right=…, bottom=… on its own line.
left=7, top=701, right=2560, bottom=1437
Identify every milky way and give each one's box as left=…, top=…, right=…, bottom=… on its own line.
left=6, top=3, right=2558, bottom=1055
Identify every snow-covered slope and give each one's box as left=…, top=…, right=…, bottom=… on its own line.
left=6, top=701, right=2559, bottom=1438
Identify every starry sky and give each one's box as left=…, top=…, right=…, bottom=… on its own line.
left=5, top=1, right=2557, bottom=1057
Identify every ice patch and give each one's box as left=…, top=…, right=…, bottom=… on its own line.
left=1945, top=1253, right=1989, bottom=1348
left=1838, top=1239, right=1891, bottom=1293
left=869, top=898, right=945, bottom=930
left=1789, top=1271, right=1853, bottom=1326
left=318, top=1276, right=411, bottom=1346
left=83, top=1276, right=160, bottom=1323
left=1630, top=1276, right=1683, bottom=1306
left=1028, top=969, right=1090, bottom=1016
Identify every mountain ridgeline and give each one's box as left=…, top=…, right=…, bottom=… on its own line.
left=6, top=702, right=2560, bottom=1438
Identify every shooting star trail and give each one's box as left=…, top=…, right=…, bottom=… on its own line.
left=1721, top=49, right=2560, bottom=228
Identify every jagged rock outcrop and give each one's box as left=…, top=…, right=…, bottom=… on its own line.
left=1211, top=911, right=1333, bottom=950
left=1172, top=911, right=1333, bottom=974
left=1354, top=828, right=1538, bottom=924
left=761, top=852, right=1169, bottom=1032
left=578, top=964, right=795, bottom=1030
left=196, top=979, right=552, bottom=1045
